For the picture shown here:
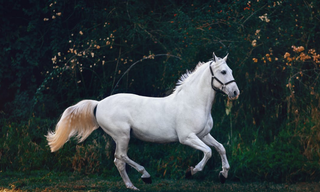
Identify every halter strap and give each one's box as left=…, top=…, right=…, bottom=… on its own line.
left=209, top=62, right=236, bottom=94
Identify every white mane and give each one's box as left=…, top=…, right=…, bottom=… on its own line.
left=174, top=57, right=225, bottom=93
left=176, top=62, right=204, bottom=85
left=174, top=62, right=206, bottom=92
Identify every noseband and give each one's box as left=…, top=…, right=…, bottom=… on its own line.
left=209, top=62, right=236, bottom=94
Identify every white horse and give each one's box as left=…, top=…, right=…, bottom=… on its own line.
left=46, top=53, right=240, bottom=190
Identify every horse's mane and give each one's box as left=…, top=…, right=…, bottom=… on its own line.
left=174, top=61, right=208, bottom=93
left=176, top=62, right=204, bottom=86
left=173, top=57, right=224, bottom=94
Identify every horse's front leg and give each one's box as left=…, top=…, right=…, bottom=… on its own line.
left=180, top=133, right=212, bottom=176
left=202, top=133, right=230, bottom=183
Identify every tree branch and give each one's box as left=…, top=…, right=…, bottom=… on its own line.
left=110, top=54, right=181, bottom=95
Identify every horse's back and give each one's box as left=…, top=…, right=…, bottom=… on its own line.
left=96, top=93, right=179, bottom=143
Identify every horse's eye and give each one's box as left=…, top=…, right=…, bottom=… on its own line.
left=221, top=70, right=226, bottom=75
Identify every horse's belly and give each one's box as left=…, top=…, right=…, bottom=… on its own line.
left=131, top=126, right=178, bottom=143
left=98, top=93, right=178, bottom=143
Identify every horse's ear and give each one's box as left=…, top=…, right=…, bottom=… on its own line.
left=213, top=52, right=219, bottom=62
left=223, top=53, right=229, bottom=61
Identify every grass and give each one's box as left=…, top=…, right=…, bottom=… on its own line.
left=1, top=171, right=320, bottom=192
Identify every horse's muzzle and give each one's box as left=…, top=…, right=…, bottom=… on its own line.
left=228, top=90, right=240, bottom=100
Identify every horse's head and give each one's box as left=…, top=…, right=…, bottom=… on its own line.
left=210, top=53, right=240, bottom=100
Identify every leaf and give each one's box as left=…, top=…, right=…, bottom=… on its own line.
left=225, top=99, right=233, bottom=115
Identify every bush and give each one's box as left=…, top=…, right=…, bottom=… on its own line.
left=1, top=0, right=320, bottom=183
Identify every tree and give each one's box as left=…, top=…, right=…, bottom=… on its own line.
left=1, top=0, right=320, bottom=182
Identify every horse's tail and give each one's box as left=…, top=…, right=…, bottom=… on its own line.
left=46, top=100, right=99, bottom=152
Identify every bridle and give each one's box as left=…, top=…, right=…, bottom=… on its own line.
left=209, top=62, right=236, bottom=94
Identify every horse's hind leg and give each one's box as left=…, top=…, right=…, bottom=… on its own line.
left=112, top=132, right=139, bottom=190
left=114, top=158, right=139, bottom=190
left=121, top=155, right=152, bottom=183
left=113, top=134, right=151, bottom=190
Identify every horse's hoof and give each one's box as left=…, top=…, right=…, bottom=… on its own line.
left=185, top=167, right=193, bottom=179
left=219, top=172, right=226, bottom=184
left=142, top=177, right=152, bottom=184
left=127, top=185, right=140, bottom=191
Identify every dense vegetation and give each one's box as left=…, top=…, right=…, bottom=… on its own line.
left=1, top=0, right=320, bottom=184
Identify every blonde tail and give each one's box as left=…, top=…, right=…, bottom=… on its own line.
left=46, top=100, right=99, bottom=152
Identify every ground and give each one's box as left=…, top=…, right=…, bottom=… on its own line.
left=0, top=171, right=320, bottom=192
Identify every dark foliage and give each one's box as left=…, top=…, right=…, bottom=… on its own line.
left=1, top=0, right=320, bottom=183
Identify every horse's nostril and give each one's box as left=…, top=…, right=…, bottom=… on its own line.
left=234, top=91, right=237, bottom=96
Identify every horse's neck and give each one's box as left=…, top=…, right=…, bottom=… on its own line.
left=173, top=66, right=216, bottom=112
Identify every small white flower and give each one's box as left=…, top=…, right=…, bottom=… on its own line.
left=259, top=13, right=270, bottom=23
left=252, top=39, right=257, bottom=47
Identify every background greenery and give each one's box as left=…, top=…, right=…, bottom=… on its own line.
left=1, top=0, right=320, bottom=184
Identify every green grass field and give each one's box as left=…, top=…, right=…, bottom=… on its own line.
left=1, top=171, right=319, bottom=192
